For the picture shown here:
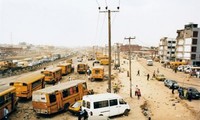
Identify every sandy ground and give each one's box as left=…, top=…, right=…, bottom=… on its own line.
left=1, top=56, right=200, bottom=120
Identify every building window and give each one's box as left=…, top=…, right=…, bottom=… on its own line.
left=171, top=52, right=175, bottom=54
left=192, top=39, right=197, bottom=45
left=191, top=54, right=196, bottom=60
left=191, top=47, right=197, bottom=52
left=172, top=41, right=176, bottom=43
left=193, top=31, right=198, bottom=37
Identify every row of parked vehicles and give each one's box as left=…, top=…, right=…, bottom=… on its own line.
left=154, top=74, right=200, bottom=100
left=163, top=79, right=200, bottom=99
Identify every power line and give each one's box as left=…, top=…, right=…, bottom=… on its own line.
left=94, top=13, right=100, bottom=42
left=95, top=0, right=100, bottom=7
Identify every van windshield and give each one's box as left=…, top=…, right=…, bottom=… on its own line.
left=119, top=99, right=126, bottom=104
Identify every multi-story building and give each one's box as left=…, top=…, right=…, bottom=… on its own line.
left=175, top=23, right=200, bottom=66
left=158, top=37, right=176, bottom=62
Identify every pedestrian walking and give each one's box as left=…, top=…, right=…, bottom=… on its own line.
left=196, top=71, right=200, bottom=78
left=3, top=106, right=9, bottom=120
left=135, top=85, right=139, bottom=96
left=147, top=74, right=150, bottom=80
left=153, top=71, right=155, bottom=78
left=174, top=66, right=177, bottom=73
left=137, top=70, right=140, bottom=76
left=83, top=109, right=88, bottom=120
left=171, top=83, right=175, bottom=94
left=137, top=89, right=141, bottom=100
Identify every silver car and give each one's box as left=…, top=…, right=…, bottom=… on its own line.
left=164, top=79, right=179, bottom=89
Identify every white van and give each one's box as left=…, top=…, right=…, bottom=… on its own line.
left=82, top=93, right=130, bottom=117
left=147, top=59, right=153, bottom=66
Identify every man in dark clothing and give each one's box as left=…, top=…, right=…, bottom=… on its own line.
left=137, top=70, right=140, bottom=76
left=147, top=74, right=150, bottom=80
left=187, top=90, right=192, bottom=101
left=171, top=83, right=175, bottom=94
left=83, top=109, right=88, bottom=120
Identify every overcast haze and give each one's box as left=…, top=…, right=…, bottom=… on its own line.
left=0, top=0, right=200, bottom=47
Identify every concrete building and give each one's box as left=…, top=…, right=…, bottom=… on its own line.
left=158, top=37, right=176, bottom=62
left=175, top=23, right=200, bottom=66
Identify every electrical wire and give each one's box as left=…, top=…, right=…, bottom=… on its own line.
left=99, top=14, right=106, bottom=43
left=105, top=0, right=107, bottom=7
left=111, top=12, right=117, bottom=25
left=95, top=0, right=100, bottom=7
left=94, top=13, right=100, bottom=42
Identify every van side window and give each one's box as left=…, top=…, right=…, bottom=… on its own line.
left=119, top=99, right=126, bottom=104
left=110, top=99, right=118, bottom=106
left=49, top=94, right=56, bottom=103
left=87, top=101, right=90, bottom=109
left=83, top=100, right=86, bottom=107
left=94, top=100, right=108, bottom=109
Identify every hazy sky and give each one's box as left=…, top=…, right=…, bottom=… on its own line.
left=0, top=0, right=200, bottom=47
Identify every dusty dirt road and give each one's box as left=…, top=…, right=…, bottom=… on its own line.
left=1, top=56, right=200, bottom=120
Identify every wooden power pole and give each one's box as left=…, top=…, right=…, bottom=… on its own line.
left=99, top=8, right=119, bottom=93
left=124, top=37, right=136, bottom=98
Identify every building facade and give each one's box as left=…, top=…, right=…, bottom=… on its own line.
left=158, top=37, right=176, bottom=62
left=175, top=23, right=200, bottom=66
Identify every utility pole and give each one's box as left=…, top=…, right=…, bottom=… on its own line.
left=99, top=7, right=119, bottom=93
left=124, top=37, right=136, bottom=98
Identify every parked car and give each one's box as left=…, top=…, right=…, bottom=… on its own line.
left=69, top=100, right=82, bottom=115
left=93, top=60, right=100, bottom=64
left=177, top=65, right=191, bottom=72
left=164, top=79, right=179, bottom=89
left=155, top=74, right=166, bottom=81
left=187, top=87, right=200, bottom=99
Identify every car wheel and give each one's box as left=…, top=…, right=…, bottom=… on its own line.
left=123, top=109, right=129, bottom=116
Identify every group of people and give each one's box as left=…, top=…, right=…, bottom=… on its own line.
left=178, top=87, right=193, bottom=101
